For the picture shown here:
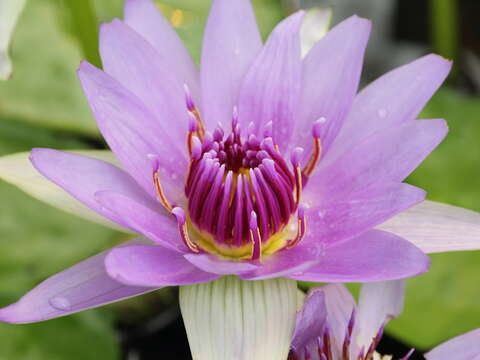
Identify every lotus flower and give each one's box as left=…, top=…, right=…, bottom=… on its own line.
left=2, top=0, right=480, bottom=327
left=290, top=281, right=480, bottom=360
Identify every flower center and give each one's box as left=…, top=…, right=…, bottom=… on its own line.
left=151, top=87, right=323, bottom=260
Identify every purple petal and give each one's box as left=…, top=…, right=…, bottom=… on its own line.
left=100, top=19, right=189, bottom=154
left=201, top=0, right=262, bottom=129
left=95, top=191, right=185, bottom=252
left=105, top=245, right=219, bottom=287
left=238, top=241, right=324, bottom=280
left=304, top=182, right=425, bottom=246
left=123, top=0, right=199, bottom=103
left=377, top=200, right=480, bottom=253
left=0, top=239, right=156, bottom=324
left=289, top=229, right=430, bottom=282
left=183, top=253, right=258, bottom=275
left=355, top=280, right=405, bottom=349
left=320, top=284, right=356, bottom=354
left=30, top=149, right=160, bottom=230
left=307, top=119, right=447, bottom=196
left=291, top=288, right=327, bottom=352
left=425, top=328, right=480, bottom=360
left=294, top=15, right=370, bottom=157
left=326, top=54, right=452, bottom=164
left=238, top=11, right=304, bottom=147
left=77, top=61, right=187, bottom=198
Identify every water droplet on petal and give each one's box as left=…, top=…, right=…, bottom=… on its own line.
left=49, top=296, right=71, bottom=311
left=317, top=210, right=326, bottom=218
left=171, top=173, right=178, bottom=180
left=377, top=108, right=388, bottom=118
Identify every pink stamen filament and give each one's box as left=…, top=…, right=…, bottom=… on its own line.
left=172, top=207, right=199, bottom=253
left=286, top=207, right=306, bottom=249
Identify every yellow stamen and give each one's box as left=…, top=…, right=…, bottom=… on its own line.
left=153, top=171, right=173, bottom=212
left=303, top=137, right=322, bottom=177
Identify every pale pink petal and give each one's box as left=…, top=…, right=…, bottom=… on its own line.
left=291, top=288, right=327, bottom=353
left=326, top=54, right=452, bottom=164
left=306, top=119, right=447, bottom=197
left=95, top=191, right=185, bottom=252
left=123, top=0, right=199, bottom=102
left=377, top=200, right=480, bottom=253
left=201, top=0, right=262, bottom=128
left=304, top=182, right=425, bottom=246
left=425, top=328, right=480, bottom=360
left=105, top=245, right=219, bottom=287
left=238, top=11, right=304, bottom=147
left=78, top=61, right=187, bottom=198
left=289, top=230, right=430, bottom=282
left=320, top=284, right=356, bottom=355
left=100, top=19, right=190, bottom=152
left=239, top=241, right=324, bottom=280
left=0, top=240, right=156, bottom=324
left=30, top=148, right=159, bottom=230
left=183, top=253, right=258, bottom=275
left=355, top=280, right=405, bottom=350
left=294, top=15, right=370, bottom=157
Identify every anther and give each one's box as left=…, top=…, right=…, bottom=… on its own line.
left=184, top=84, right=205, bottom=140
left=263, top=121, right=273, bottom=138
left=187, top=112, right=198, bottom=155
left=172, top=207, right=199, bottom=253
left=286, top=205, right=307, bottom=249
left=291, top=147, right=304, bottom=205
left=303, top=119, right=323, bottom=177
left=148, top=154, right=173, bottom=212
left=249, top=211, right=262, bottom=260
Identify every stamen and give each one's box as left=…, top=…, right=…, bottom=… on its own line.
left=303, top=119, right=324, bottom=177
left=187, top=112, right=198, bottom=156
left=400, top=349, right=415, bottom=360
left=172, top=207, right=199, bottom=253
left=286, top=205, right=307, bottom=249
left=148, top=154, right=173, bottom=212
left=249, top=211, right=262, bottom=260
left=365, top=321, right=386, bottom=360
left=263, top=121, right=273, bottom=138
left=342, top=310, right=356, bottom=360
left=356, top=347, right=365, bottom=360
left=323, top=326, right=333, bottom=360
left=291, top=147, right=304, bottom=205
left=184, top=84, right=205, bottom=140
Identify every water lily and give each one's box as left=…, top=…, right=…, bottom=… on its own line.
left=290, top=281, right=480, bottom=360
left=0, top=0, right=453, bottom=324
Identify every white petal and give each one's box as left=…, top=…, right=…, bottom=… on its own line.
left=0, top=0, right=26, bottom=79
left=425, top=328, right=480, bottom=360
left=355, top=280, right=405, bottom=350
left=0, top=150, right=130, bottom=232
left=180, top=276, right=298, bottom=360
left=300, top=7, right=332, bottom=57
left=376, top=200, right=480, bottom=253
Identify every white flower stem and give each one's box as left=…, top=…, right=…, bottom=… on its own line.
left=180, top=276, right=298, bottom=360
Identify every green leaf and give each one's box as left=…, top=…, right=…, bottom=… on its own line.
left=61, top=0, right=101, bottom=67
left=0, top=0, right=97, bottom=135
left=0, top=312, right=119, bottom=360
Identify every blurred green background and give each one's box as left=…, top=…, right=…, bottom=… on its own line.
left=0, top=0, right=479, bottom=359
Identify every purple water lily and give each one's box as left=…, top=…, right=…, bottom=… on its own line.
left=0, top=0, right=454, bottom=324
left=290, top=281, right=480, bottom=360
